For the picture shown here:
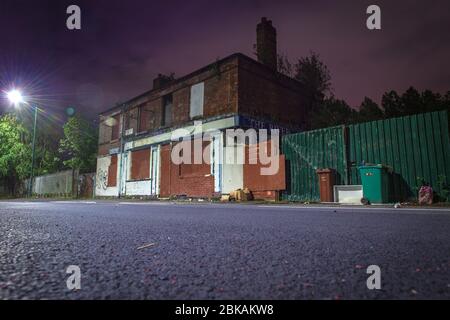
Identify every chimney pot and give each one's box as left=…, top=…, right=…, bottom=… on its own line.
left=153, top=74, right=174, bottom=90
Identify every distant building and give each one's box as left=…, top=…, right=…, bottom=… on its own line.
left=96, top=18, right=306, bottom=200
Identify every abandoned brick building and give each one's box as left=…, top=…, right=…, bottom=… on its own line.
left=95, top=18, right=306, bottom=200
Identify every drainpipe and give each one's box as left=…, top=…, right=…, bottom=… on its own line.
left=117, top=104, right=127, bottom=198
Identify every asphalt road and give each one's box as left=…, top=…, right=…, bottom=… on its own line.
left=0, top=200, right=449, bottom=300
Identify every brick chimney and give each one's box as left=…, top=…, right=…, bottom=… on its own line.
left=153, top=74, right=174, bottom=90
left=256, top=17, right=277, bottom=70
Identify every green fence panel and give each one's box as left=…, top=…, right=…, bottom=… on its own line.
left=282, top=111, right=449, bottom=202
left=282, top=126, right=347, bottom=202
left=348, top=110, right=450, bottom=201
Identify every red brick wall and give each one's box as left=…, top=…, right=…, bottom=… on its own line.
left=243, top=140, right=286, bottom=200
left=113, top=57, right=239, bottom=137
left=203, top=66, right=238, bottom=118
left=169, top=60, right=238, bottom=126
left=160, top=144, right=171, bottom=197
left=237, top=57, right=306, bottom=130
left=251, top=190, right=280, bottom=201
left=160, top=143, right=215, bottom=198
left=172, top=87, right=190, bottom=126
left=98, top=140, right=120, bottom=157
left=97, top=54, right=305, bottom=158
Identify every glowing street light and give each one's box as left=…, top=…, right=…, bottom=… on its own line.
left=5, top=89, right=38, bottom=197
left=7, top=89, right=24, bottom=106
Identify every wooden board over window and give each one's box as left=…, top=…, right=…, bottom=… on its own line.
left=130, top=149, right=151, bottom=180
left=108, top=154, right=118, bottom=187
left=125, top=108, right=139, bottom=134
left=139, top=105, right=154, bottom=133
left=111, top=114, right=121, bottom=141
left=99, top=120, right=112, bottom=144
left=189, top=82, right=204, bottom=119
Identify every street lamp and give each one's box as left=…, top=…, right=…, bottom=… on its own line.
left=7, top=89, right=24, bottom=106
left=6, top=89, right=38, bottom=197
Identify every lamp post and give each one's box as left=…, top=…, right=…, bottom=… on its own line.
left=29, top=105, right=38, bottom=197
left=6, top=89, right=38, bottom=197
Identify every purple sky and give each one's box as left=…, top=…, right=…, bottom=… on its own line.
left=0, top=0, right=449, bottom=118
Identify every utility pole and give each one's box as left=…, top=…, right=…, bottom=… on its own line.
left=28, top=105, right=38, bottom=197
left=117, top=104, right=127, bottom=198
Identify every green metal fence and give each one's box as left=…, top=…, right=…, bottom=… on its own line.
left=348, top=111, right=450, bottom=201
left=282, top=126, right=347, bottom=202
left=282, top=110, right=450, bottom=202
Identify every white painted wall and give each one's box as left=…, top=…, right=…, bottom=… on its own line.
left=211, top=133, right=223, bottom=193
left=95, top=155, right=120, bottom=197
left=32, top=170, right=75, bottom=195
left=125, top=180, right=152, bottom=196
left=150, top=146, right=160, bottom=195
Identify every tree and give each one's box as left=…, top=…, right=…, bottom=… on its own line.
left=0, top=114, right=32, bottom=195
left=443, top=91, right=450, bottom=112
left=277, top=53, right=294, bottom=78
left=310, top=97, right=358, bottom=129
left=401, top=86, right=422, bottom=115
left=59, top=115, right=98, bottom=173
left=382, top=88, right=449, bottom=118
left=382, top=90, right=403, bottom=118
left=294, top=52, right=332, bottom=121
left=358, top=97, right=384, bottom=122
left=420, top=89, right=445, bottom=113
left=294, top=52, right=332, bottom=97
left=15, top=109, right=62, bottom=175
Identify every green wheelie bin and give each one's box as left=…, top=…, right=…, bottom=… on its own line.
left=359, top=164, right=391, bottom=204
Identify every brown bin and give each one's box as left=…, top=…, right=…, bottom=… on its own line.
left=316, top=168, right=335, bottom=203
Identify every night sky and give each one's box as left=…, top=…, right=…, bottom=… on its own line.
left=0, top=0, right=449, bottom=119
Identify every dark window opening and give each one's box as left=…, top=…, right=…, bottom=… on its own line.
left=162, top=94, right=173, bottom=127
left=111, top=115, right=120, bottom=141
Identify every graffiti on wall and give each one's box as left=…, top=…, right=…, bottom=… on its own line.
left=97, top=169, right=108, bottom=190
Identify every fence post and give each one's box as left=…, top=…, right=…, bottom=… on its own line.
left=343, top=125, right=350, bottom=185
left=92, top=174, right=96, bottom=199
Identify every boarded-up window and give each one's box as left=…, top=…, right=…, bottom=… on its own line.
left=108, top=155, right=118, bottom=187
left=130, top=149, right=150, bottom=180
left=111, top=114, right=121, bottom=140
left=162, top=95, right=172, bottom=127
left=139, top=105, right=154, bottom=133
left=98, top=121, right=112, bottom=144
left=190, top=82, right=204, bottom=119
left=125, top=108, right=138, bottom=134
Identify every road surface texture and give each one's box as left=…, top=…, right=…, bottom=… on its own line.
left=0, top=200, right=449, bottom=300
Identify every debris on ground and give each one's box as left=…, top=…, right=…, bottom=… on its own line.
left=418, top=186, right=433, bottom=205
left=228, top=188, right=254, bottom=202
left=137, top=243, right=157, bottom=250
